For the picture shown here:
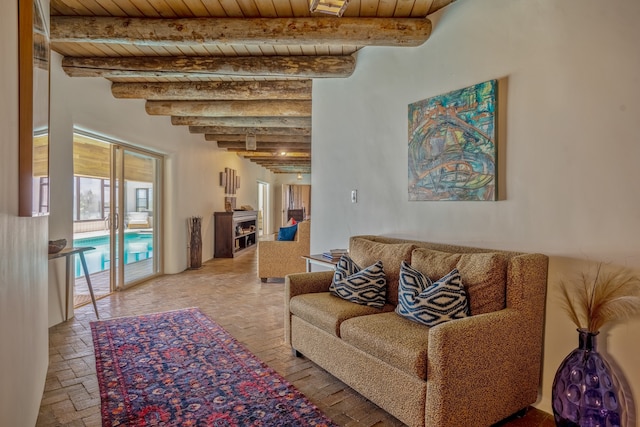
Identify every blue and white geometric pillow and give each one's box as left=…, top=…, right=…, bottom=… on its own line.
left=395, top=261, right=470, bottom=327
left=329, top=255, right=387, bottom=308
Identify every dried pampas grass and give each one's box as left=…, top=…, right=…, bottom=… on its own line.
left=559, top=264, right=640, bottom=333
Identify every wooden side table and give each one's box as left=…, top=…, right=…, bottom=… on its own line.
left=302, top=254, right=339, bottom=272
left=49, top=246, right=99, bottom=321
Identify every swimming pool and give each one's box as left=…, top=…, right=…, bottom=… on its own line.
left=73, top=232, right=153, bottom=277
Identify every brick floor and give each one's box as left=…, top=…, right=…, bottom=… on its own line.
left=37, top=246, right=555, bottom=427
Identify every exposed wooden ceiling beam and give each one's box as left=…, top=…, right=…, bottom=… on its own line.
left=250, top=160, right=311, bottom=166
left=51, top=17, right=432, bottom=47
left=265, top=166, right=311, bottom=174
left=204, top=134, right=311, bottom=143
left=244, top=156, right=310, bottom=161
left=250, top=160, right=311, bottom=167
left=217, top=141, right=310, bottom=151
left=271, top=170, right=311, bottom=174
left=225, top=147, right=310, bottom=153
left=172, top=116, right=311, bottom=128
left=111, top=80, right=312, bottom=100
left=146, top=100, right=311, bottom=117
left=61, top=55, right=355, bottom=78
left=238, top=151, right=309, bottom=158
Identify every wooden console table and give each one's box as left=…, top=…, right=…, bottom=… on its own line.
left=49, top=246, right=99, bottom=321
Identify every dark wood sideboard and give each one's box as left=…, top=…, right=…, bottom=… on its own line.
left=214, top=210, right=257, bottom=258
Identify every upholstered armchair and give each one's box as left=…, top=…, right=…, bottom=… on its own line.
left=258, top=221, right=310, bottom=282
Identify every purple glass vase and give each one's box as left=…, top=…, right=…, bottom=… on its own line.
left=552, top=329, right=625, bottom=427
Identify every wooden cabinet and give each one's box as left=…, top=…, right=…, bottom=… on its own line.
left=214, top=211, right=257, bottom=258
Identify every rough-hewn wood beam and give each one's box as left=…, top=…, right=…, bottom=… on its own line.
left=261, top=166, right=311, bottom=174
left=61, top=55, right=355, bottom=78
left=225, top=147, right=310, bottom=153
left=205, top=134, right=311, bottom=143
left=112, top=80, right=312, bottom=100
left=249, top=161, right=310, bottom=166
left=240, top=151, right=309, bottom=158
left=271, top=169, right=311, bottom=174
left=51, top=17, right=432, bottom=47
left=172, top=116, right=311, bottom=128
left=200, top=126, right=311, bottom=138
left=146, top=100, right=311, bottom=117
left=251, top=159, right=311, bottom=166
left=218, top=141, right=310, bottom=151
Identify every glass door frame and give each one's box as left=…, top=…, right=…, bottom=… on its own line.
left=108, top=142, right=164, bottom=290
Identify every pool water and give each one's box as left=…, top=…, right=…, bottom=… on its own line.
left=73, top=232, right=153, bottom=277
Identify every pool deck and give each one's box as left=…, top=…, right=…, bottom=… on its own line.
left=74, top=257, right=154, bottom=308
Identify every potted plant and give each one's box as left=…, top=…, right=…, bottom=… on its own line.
left=552, top=264, right=640, bottom=426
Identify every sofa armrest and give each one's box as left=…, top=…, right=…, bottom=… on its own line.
left=284, top=271, right=334, bottom=345
left=426, top=308, right=538, bottom=426
left=257, top=240, right=310, bottom=279
left=286, top=271, right=334, bottom=297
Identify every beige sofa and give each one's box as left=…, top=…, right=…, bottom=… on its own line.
left=285, top=235, right=548, bottom=427
left=257, top=220, right=310, bottom=282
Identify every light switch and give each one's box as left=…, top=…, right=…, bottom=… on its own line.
left=351, top=190, right=357, bottom=203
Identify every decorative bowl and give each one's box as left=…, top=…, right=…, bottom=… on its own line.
left=48, top=238, right=67, bottom=254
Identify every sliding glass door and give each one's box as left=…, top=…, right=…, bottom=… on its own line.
left=73, top=132, right=162, bottom=303
left=111, top=145, right=162, bottom=290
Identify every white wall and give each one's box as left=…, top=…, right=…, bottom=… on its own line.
left=312, top=0, right=640, bottom=422
left=0, top=0, right=49, bottom=425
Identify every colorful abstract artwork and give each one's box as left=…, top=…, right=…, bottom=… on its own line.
left=408, top=80, right=497, bottom=201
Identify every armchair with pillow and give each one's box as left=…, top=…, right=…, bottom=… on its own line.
left=257, top=220, right=310, bottom=282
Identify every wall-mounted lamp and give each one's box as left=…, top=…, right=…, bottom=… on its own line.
left=309, top=0, right=350, bottom=17
left=245, top=133, right=256, bottom=151
left=297, top=172, right=303, bottom=180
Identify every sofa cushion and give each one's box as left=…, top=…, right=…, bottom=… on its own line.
left=277, top=223, right=298, bottom=241
left=411, top=248, right=507, bottom=315
left=349, top=238, right=416, bottom=305
left=396, top=261, right=470, bottom=327
left=289, top=293, right=394, bottom=338
left=329, top=256, right=386, bottom=308
left=340, top=312, right=431, bottom=380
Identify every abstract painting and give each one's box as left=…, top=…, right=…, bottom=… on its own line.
left=408, top=80, right=497, bottom=201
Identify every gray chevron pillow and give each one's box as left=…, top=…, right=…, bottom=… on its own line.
left=396, top=261, right=470, bottom=326
left=329, top=255, right=387, bottom=308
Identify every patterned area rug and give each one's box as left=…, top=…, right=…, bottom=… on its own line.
left=91, top=307, right=337, bottom=426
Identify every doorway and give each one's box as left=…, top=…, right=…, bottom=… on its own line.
left=282, top=184, right=311, bottom=225
left=257, top=181, right=269, bottom=236
left=72, top=132, right=163, bottom=306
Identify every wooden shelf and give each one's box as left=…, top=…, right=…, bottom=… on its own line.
left=214, top=210, right=257, bottom=258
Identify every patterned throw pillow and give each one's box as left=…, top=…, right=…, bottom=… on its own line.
left=396, top=261, right=470, bottom=327
left=329, top=255, right=387, bottom=308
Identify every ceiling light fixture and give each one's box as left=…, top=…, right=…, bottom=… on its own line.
left=245, top=133, right=257, bottom=151
left=309, top=0, right=350, bottom=17
left=281, top=151, right=287, bottom=156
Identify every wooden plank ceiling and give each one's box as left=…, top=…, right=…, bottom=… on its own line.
left=50, top=0, right=454, bottom=174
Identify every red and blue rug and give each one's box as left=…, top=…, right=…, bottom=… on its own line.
left=91, top=307, right=337, bottom=426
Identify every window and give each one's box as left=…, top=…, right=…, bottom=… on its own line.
left=74, top=176, right=109, bottom=221
left=39, top=177, right=49, bottom=213
left=135, top=188, right=149, bottom=211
